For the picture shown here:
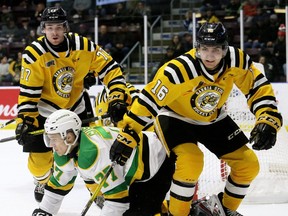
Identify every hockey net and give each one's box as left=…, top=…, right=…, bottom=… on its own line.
left=196, top=85, right=288, bottom=204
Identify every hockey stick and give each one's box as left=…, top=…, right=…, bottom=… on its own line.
left=0, top=129, right=45, bottom=143
left=81, top=161, right=117, bottom=216
left=81, top=113, right=110, bottom=125
left=0, top=113, right=111, bottom=143
left=0, top=118, right=16, bottom=129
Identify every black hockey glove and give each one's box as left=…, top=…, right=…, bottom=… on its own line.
left=32, top=208, right=52, bottom=216
left=108, top=88, right=128, bottom=124
left=83, top=71, right=96, bottom=90
left=110, top=126, right=140, bottom=166
left=250, top=123, right=277, bottom=150
left=250, top=111, right=282, bottom=150
left=15, top=115, right=37, bottom=146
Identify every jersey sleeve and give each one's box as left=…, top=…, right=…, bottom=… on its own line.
left=89, top=44, right=126, bottom=92
left=17, top=45, right=45, bottom=125
left=234, top=51, right=282, bottom=130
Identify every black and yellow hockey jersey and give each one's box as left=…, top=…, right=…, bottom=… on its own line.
left=17, top=33, right=126, bottom=125
left=94, top=83, right=140, bottom=127
left=123, top=46, right=281, bottom=133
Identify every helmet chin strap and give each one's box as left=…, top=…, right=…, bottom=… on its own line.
left=63, top=136, right=78, bottom=155
left=64, top=143, right=73, bottom=155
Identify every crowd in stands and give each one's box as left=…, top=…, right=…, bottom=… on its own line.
left=0, top=0, right=288, bottom=86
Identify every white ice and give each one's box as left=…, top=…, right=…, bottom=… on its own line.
left=0, top=129, right=287, bottom=215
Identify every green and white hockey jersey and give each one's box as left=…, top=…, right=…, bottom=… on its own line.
left=39, top=126, right=166, bottom=215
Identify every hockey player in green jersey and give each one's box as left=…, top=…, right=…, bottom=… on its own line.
left=32, top=109, right=174, bottom=216
left=109, top=22, right=283, bottom=216
left=15, top=6, right=128, bottom=203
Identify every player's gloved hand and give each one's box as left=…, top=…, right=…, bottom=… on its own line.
left=250, top=123, right=276, bottom=150
left=32, top=208, right=52, bottom=216
left=15, top=115, right=37, bottom=146
left=250, top=111, right=282, bottom=150
left=110, top=126, right=140, bottom=166
left=84, top=71, right=96, bottom=90
left=108, top=88, right=127, bottom=124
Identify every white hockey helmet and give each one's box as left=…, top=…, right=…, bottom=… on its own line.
left=44, top=109, right=81, bottom=154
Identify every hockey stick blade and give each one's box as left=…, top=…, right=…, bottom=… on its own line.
left=81, top=161, right=117, bottom=216
left=81, top=113, right=110, bottom=125
left=0, top=129, right=45, bottom=143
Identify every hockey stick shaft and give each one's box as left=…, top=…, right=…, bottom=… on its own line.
left=0, top=113, right=110, bottom=143
left=81, top=113, right=110, bottom=125
left=81, top=161, right=117, bottom=216
left=0, top=129, right=44, bottom=143
left=0, top=118, right=16, bottom=129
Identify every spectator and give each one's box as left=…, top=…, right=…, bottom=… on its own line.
left=182, top=32, right=193, bottom=52
left=112, top=2, right=129, bottom=26
left=131, top=1, right=151, bottom=26
left=25, top=29, right=37, bottom=45
left=258, top=50, right=284, bottom=82
left=97, top=24, right=114, bottom=53
left=17, top=17, right=32, bottom=43
left=0, top=55, right=13, bottom=84
left=29, top=2, right=45, bottom=29
left=273, top=25, right=286, bottom=76
left=110, top=23, right=132, bottom=63
left=168, top=34, right=185, bottom=58
left=183, top=10, right=200, bottom=34
left=225, top=0, right=241, bottom=17
left=0, top=5, right=14, bottom=26
left=1, top=19, right=20, bottom=42
left=199, top=0, right=221, bottom=12
left=241, top=0, right=258, bottom=23
left=266, top=14, right=281, bottom=43
left=244, top=11, right=272, bottom=50
left=9, top=51, right=22, bottom=85
left=200, top=7, right=220, bottom=23
left=150, top=47, right=175, bottom=82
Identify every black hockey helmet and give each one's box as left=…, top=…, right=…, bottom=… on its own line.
left=40, top=6, right=69, bottom=30
left=196, top=22, right=228, bottom=47
left=195, top=22, right=228, bottom=58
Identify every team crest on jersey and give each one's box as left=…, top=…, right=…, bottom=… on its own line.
left=53, top=67, right=75, bottom=98
left=191, top=85, right=223, bottom=117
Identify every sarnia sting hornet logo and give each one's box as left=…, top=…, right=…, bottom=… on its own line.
left=191, top=85, right=223, bottom=117
left=53, top=67, right=75, bottom=98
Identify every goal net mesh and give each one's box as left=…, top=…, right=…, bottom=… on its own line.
left=197, top=85, right=288, bottom=204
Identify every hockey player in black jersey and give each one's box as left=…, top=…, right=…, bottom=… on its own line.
left=109, top=22, right=282, bottom=216
left=15, top=6, right=128, bottom=203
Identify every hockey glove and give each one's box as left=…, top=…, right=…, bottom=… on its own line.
left=32, top=208, right=52, bottom=216
left=84, top=71, right=96, bottom=90
left=108, top=88, right=128, bottom=124
left=15, top=115, right=38, bottom=146
left=109, top=126, right=140, bottom=166
left=250, top=123, right=276, bottom=150
left=249, top=111, right=282, bottom=150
